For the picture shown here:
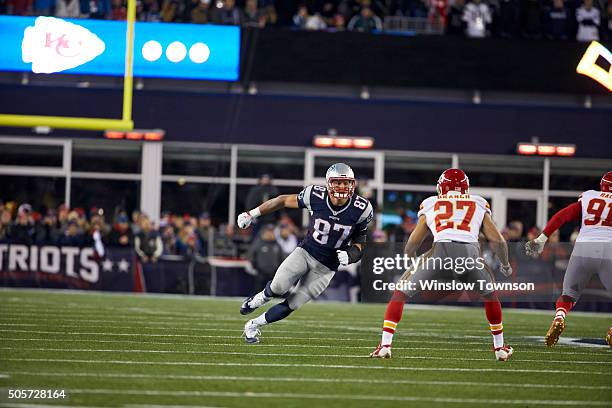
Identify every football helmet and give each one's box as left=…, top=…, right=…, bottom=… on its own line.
left=326, top=163, right=355, bottom=199
left=601, top=171, right=612, bottom=192
left=437, top=168, right=469, bottom=196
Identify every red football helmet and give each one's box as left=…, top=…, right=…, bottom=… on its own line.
left=437, top=168, right=469, bottom=195
left=601, top=171, right=612, bottom=192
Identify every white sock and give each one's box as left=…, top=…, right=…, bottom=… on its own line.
left=252, top=313, right=268, bottom=326
left=493, top=333, right=504, bottom=349
left=555, top=309, right=566, bottom=320
left=250, top=290, right=271, bottom=308
left=382, top=331, right=394, bottom=346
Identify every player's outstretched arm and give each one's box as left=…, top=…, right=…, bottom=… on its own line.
left=482, top=214, right=512, bottom=276
left=404, top=216, right=430, bottom=259
left=525, top=201, right=581, bottom=257
left=237, top=194, right=298, bottom=229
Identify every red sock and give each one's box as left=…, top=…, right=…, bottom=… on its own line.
left=555, top=295, right=574, bottom=319
left=485, top=299, right=503, bottom=334
left=381, top=290, right=406, bottom=345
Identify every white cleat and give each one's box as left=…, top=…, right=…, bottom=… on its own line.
left=494, top=345, right=514, bottom=361
left=369, top=344, right=392, bottom=358
left=243, top=319, right=261, bottom=344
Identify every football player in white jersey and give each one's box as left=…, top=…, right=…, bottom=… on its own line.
left=526, top=171, right=612, bottom=348
left=370, top=169, right=514, bottom=361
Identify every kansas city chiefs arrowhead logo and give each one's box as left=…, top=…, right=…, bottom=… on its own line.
left=22, top=16, right=106, bottom=74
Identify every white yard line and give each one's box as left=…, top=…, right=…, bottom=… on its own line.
left=62, top=389, right=612, bottom=406
left=4, top=371, right=611, bottom=390
left=2, top=347, right=610, bottom=365
left=2, top=358, right=608, bottom=375
left=0, top=329, right=549, bottom=347
left=1, top=337, right=607, bottom=356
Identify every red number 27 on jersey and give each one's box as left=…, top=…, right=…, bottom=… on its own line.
left=434, top=200, right=476, bottom=233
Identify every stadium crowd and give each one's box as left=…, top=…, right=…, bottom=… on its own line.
left=1, top=0, right=610, bottom=41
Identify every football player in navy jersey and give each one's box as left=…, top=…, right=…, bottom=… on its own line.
left=237, top=163, right=374, bottom=343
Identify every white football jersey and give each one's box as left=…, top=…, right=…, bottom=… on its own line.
left=418, top=192, right=491, bottom=242
left=576, top=190, right=612, bottom=242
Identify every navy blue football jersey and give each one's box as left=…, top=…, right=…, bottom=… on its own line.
left=297, top=185, right=374, bottom=270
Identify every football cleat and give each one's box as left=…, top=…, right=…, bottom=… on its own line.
left=545, top=317, right=566, bottom=347
left=243, top=319, right=261, bottom=344
left=606, top=326, right=611, bottom=348
left=494, top=345, right=514, bottom=361
left=240, top=296, right=256, bottom=315
left=369, top=344, right=392, bottom=358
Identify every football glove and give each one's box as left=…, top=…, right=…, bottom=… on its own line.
left=525, top=233, right=547, bottom=258
left=237, top=208, right=260, bottom=229
left=499, top=263, right=513, bottom=277
left=336, top=245, right=362, bottom=266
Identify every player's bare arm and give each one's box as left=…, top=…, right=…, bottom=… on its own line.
left=404, top=215, right=430, bottom=259
left=237, top=194, right=298, bottom=228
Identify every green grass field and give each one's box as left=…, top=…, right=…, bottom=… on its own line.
left=0, top=289, right=610, bottom=408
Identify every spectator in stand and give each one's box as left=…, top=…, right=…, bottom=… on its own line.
left=293, top=4, right=309, bottom=28
left=8, top=204, right=36, bottom=244
left=521, top=0, right=543, bottom=38
left=0, top=207, right=12, bottom=241
left=35, top=210, right=60, bottom=244
left=176, top=222, right=200, bottom=256
left=161, top=225, right=177, bottom=254
left=320, top=1, right=337, bottom=26
left=247, top=224, right=285, bottom=288
left=134, top=217, right=163, bottom=263
left=275, top=221, right=298, bottom=258
left=243, top=0, right=265, bottom=27
left=462, top=0, right=492, bottom=37
left=33, top=0, right=55, bottom=15
left=429, top=0, right=448, bottom=27
left=59, top=220, right=85, bottom=246
left=505, top=220, right=524, bottom=241
left=498, top=0, right=520, bottom=37
left=576, top=0, right=600, bottom=41
left=6, top=0, right=32, bottom=14
left=305, top=9, right=327, bottom=29
left=140, top=0, right=161, bottom=20
left=213, top=224, right=238, bottom=257
left=212, top=0, right=243, bottom=25
left=110, top=0, right=126, bottom=19
left=81, top=0, right=111, bottom=19
left=544, top=0, right=569, bottom=39
left=245, top=174, right=280, bottom=235
left=446, top=0, right=467, bottom=34
left=347, top=5, right=383, bottom=31
left=108, top=214, right=132, bottom=247
left=190, top=0, right=210, bottom=23
left=160, top=0, right=180, bottom=22
left=55, top=0, right=79, bottom=17
left=195, top=212, right=211, bottom=256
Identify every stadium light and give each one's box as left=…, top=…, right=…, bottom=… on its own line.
left=105, top=129, right=165, bottom=141
left=313, top=135, right=374, bottom=149
left=517, top=142, right=576, bottom=157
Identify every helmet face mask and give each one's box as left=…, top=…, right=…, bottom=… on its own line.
left=326, top=163, right=355, bottom=200
left=601, top=171, right=612, bottom=192
left=437, top=168, right=469, bottom=196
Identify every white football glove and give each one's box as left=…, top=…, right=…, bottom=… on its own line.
left=499, top=263, right=513, bottom=277
left=336, top=250, right=350, bottom=266
left=237, top=212, right=254, bottom=229
left=525, top=233, right=548, bottom=258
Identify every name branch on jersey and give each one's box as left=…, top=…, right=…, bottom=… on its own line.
left=418, top=192, right=491, bottom=242
left=297, top=185, right=373, bottom=269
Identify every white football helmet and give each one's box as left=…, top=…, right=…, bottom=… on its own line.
left=326, top=163, right=355, bottom=199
